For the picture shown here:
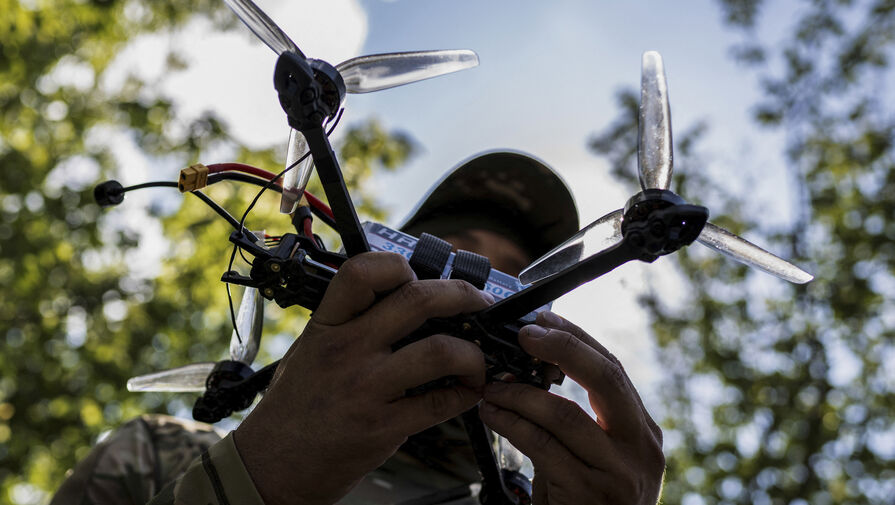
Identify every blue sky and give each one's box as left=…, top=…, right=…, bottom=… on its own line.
left=351, top=0, right=793, bottom=215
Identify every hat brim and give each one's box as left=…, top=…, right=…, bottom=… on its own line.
left=399, top=150, right=579, bottom=260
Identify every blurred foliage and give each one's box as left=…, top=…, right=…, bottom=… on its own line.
left=0, top=0, right=413, bottom=502
left=592, top=1, right=895, bottom=504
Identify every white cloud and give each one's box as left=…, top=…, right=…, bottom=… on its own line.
left=104, top=0, right=368, bottom=149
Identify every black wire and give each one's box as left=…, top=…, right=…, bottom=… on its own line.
left=226, top=108, right=345, bottom=345
left=227, top=244, right=240, bottom=344
left=226, top=153, right=310, bottom=346
left=114, top=179, right=248, bottom=345
left=119, top=171, right=338, bottom=231
left=121, top=181, right=178, bottom=192
left=235, top=108, right=345, bottom=234
left=236, top=152, right=311, bottom=233
left=111, top=153, right=343, bottom=346
left=191, top=191, right=242, bottom=231
left=238, top=246, right=253, bottom=266
left=203, top=173, right=337, bottom=229
left=208, top=172, right=283, bottom=193
left=119, top=181, right=242, bottom=231
left=206, top=173, right=338, bottom=230
left=307, top=204, right=336, bottom=231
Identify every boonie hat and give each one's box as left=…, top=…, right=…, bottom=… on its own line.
left=400, top=150, right=579, bottom=260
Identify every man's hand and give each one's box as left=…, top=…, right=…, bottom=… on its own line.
left=479, top=311, right=665, bottom=505
left=234, top=252, right=493, bottom=505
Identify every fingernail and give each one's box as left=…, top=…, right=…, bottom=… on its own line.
left=522, top=324, right=548, bottom=339
left=540, top=310, right=562, bottom=327
left=481, top=291, right=496, bottom=304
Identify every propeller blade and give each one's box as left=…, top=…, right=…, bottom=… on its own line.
left=638, top=51, right=673, bottom=191
left=336, top=49, right=479, bottom=94
left=519, top=209, right=624, bottom=285
left=697, top=222, right=813, bottom=284
left=222, top=0, right=303, bottom=57
left=230, top=286, right=264, bottom=365
left=279, top=129, right=315, bottom=214
left=126, top=363, right=216, bottom=392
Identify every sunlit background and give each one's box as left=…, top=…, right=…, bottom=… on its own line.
left=4, top=0, right=895, bottom=503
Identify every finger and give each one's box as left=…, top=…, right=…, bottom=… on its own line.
left=390, top=385, right=481, bottom=435
left=535, top=311, right=663, bottom=440
left=518, top=324, right=643, bottom=439
left=379, top=334, right=485, bottom=398
left=536, top=311, right=618, bottom=364
left=532, top=474, right=548, bottom=505
left=355, top=278, right=493, bottom=348
left=482, top=382, right=614, bottom=468
left=478, top=401, right=596, bottom=484
left=313, top=252, right=415, bottom=326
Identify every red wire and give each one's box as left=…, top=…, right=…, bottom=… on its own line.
left=207, top=163, right=279, bottom=181
left=206, top=162, right=335, bottom=221
left=303, top=191, right=335, bottom=221
left=302, top=218, right=313, bottom=237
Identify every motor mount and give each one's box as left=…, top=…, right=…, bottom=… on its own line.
left=622, top=189, right=709, bottom=261
left=274, top=52, right=346, bottom=131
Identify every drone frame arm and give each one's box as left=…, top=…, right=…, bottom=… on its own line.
left=480, top=238, right=642, bottom=324
left=274, top=52, right=370, bottom=257
left=302, top=125, right=370, bottom=257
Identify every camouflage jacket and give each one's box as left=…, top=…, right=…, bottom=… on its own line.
left=50, top=414, right=227, bottom=505
left=51, top=414, right=481, bottom=505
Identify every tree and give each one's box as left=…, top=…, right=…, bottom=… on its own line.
left=0, top=1, right=413, bottom=501
left=591, top=1, right=895, bottom=503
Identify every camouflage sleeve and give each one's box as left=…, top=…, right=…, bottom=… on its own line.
left=148, top=432, right=266, bottom=505
left=50, top=414, right=228, bottom=505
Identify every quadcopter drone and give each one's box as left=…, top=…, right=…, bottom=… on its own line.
left=94, top=1, right=813, bottom=503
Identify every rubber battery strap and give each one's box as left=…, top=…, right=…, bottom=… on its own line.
left=449, top=250, right=491, bottom=289
left=408, top=233, right=453, bottom=280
